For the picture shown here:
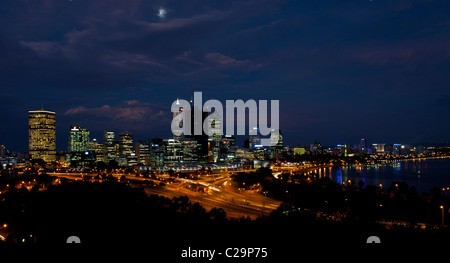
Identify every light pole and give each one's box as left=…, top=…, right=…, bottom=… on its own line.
left=440, top=205, right=445, bottom=225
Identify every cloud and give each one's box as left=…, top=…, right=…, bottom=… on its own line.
left=64, top=100, right=169, bottom=131
left=205, top=53, right=251, bottom=66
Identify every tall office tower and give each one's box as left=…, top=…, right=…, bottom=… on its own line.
left=185, top=105, right=209, bottom=162
left=29, top=109, right=56, bottom=163
left=360, top=138, right=367, bottom=152
left=87, top=138, right=104, bottom=162
left=0, top=145, right=5, bottom=156
left=270, top=129, right=283, bottom=148
left=181, top=138, right=199, bottom=163
left=103, top=131, right=115, bottom=162
left=207, top=111, right=222, bottom=163
left=163, top=139, right=183, bottom=164
left=68, top=125, right=90, bottom=153
left=270, top=129, right=283, bottom=159
left=136, top=141, right=150, bottom=165
left=172, top=98, right=184, bottom=141
left=119, top=132, right=133, bottom=156
left=372, top=143, right=385, bottom=154
left=220, top=135, right=236, bottom=162
left=310, top=140, right=323, bottom=155
left=249, top=127, right=261, bottom=149
left=150, top=138, right=164, bottom=166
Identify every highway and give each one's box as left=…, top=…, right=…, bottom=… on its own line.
left=48, top=171, right=282, bottom=219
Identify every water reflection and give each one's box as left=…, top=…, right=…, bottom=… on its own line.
left=324, top=157, right=450, bottom=194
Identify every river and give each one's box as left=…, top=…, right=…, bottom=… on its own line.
left=314, top=157, right=450, bottom=195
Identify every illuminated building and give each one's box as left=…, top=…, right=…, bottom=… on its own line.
left=119, top=132, right=134, bottom=156
left=207, top=112, right=222, bottom=163
left=87, top=138, right=104, bottom=162
left=163, top=139, right=183, bottom=164
left=136, top=141, right=151, bottom=165
left=28, top=109, right=56, bottom=163
left=220, top=135, right=236, bottom=162
left=293, top=146, right=306, bottom=155
left=68, top=125, right=90, bottom=153
left=67, top=125, right=91, bottom=166
left=150, top=138, right=164, bottom=166
left=172, top=94, right=209, bottom=162
left=184, top=105, right=209, bottom=162
left=0, top=145, right=5, bottom=156
left=270, top=129, right=283, bottom=159
left=249, top=127, right=261, bottom=149
left=360, top=138, right=367, bottom=152
left=181, top=138, right=199, bottom=163
left=172, top=98, right=184, bottom=141
left=372, top=144, right=385, bottom=154
left=103, top=131, right=115, bottom=162
left=310, top=140, right=322, bottom=154
left=392, top=144, right=401, bottom=156
left=270, top=129, right=283, bottom=148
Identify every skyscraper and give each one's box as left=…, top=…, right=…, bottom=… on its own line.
left=136, top=140, right=150, bottom=165
left=207, top=111, right=222, bottom=163
left=172, top=98, right=184, bottom=141
left=119, top=132, right=133, bottom=156
left=360, top=138, right=367, bottom=152
left=87, top=138, right=104, bottom=162
left=249, top=127, right=261, bottom=149
left=185, top=105, right=209, bottom=162
left=68, top=125, right=90, bottom=153
left=103, top=131, right=115, bottom=162
left=28, top=109, right=56, bottom=163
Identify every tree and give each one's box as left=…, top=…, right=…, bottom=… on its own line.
left=96, top=161, right=107, bottom=171
left=209, top=208, right=227, bottom=222
left=119, top=175, right=127, bottom=183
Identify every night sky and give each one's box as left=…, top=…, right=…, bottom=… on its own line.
left=1, top=0, right=450, bottom=152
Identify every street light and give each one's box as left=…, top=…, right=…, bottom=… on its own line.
left=440, top=205, right=445, bottom=225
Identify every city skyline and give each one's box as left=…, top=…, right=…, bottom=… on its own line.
left=1, top=107, right=439, bottom=169
left=1, top=0, right=450, bottom=152
left=1, top=105, right=448, bottom=154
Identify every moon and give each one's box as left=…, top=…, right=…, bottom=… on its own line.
left=158, top=8, right=167, bottom=18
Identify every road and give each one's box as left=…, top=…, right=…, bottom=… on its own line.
left=48, top=171, right=282, bottom=219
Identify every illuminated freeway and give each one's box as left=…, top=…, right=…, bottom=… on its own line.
left=47, top=164, right=330, bottom=219
left=48, top=171, right=282, bottom=219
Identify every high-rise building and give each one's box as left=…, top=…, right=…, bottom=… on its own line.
left=67, top=125, right=91, bottom=166
left=29, top=109, right=56, bottom=163
left=103, top=131, right=115, bottom=162
left=136, top=141, right=150, bottom=165
left=87, top=138, right=104, bottom=162
left=372, top=143, right=385, bottom=154
left=270, top=129, right=283, bottom=148
left=220, top=135, right=236, bottom=162
left=392, top=144, right=401, bottom=156
left=68, top=125, right=90, bottom=153
left=185, top=105, right=209, bottom=162
left=249, top=127, right=261, bottom=149
left=360, top=138, right=367, bottom=152
left=171, top=94, right=208, bottom=162
left=150, top=138, right=164, bottom=166
left=310, top=140, right=323, bottom=155
left=172, top=98, right=184, bottom=141
left=207, top=112, right=222, bottom=163
left=163, top=139, right=183, bottom=164
left=181, top=138, right=199, bottom=163
left=0, top=145, right=5, bottom=156
left=119, top=132, right=134, bottom=156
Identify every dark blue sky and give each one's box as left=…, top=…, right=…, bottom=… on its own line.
left=1, top=0, right=450, bottom=151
